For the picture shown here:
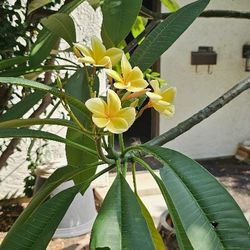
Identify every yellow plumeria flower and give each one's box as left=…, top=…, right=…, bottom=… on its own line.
left=73, top=37, right=122, bottom=68
left=146, top=80, right=176, bottom=117
left=85, top=89, right=136, bottom=134
left=105, top=54, right=148, bottom=92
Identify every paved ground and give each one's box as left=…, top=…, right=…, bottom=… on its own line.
left=0, top=157, right=249, bottom=249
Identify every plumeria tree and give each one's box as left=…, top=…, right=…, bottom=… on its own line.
left=0, top=0, right=250, bottom=249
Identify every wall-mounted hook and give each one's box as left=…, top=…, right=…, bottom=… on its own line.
left=191, top=46, right=217, bottom=74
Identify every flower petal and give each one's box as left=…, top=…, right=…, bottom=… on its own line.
left=107, top=89, right=121, bottom=114
left=106, top=117, right=128, bottom=134
left=106, top=48, right=123, bottom=66
left=121, top=54, right=132, bottom=77
left=92, top=116, right=109, bottom=128
left=150, top=80, right=160, bottom=94
left=98, top=56, right=111, bottom=68
left=118, top=107, right=136, bottom=128
left=161, top=87, right=177, bottom=103
left=78, top=56, right=96, bottom=65
left=91, top=37, right=106, bottom=61
left=85, top=98, right=106, bottom=117
left=73, top=43, right=92, bottom=57
left=127, top=67, right=143, bottom=82
left=146, top=92, right=162, bottom=101
left=128, top=79, right=148, bottom=92
left=105, top=69, right=123, bottom=82
left=114, top=82, right=129, bottom=90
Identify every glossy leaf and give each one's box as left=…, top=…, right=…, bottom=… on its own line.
left=161, top=0, right=180, bottom=12
left=130, top=0, right=209, bottom=71
left=28, top=0, right=52, bottom=15
left=131, top=16, right=147, bottom=38
left=41, top=13, right=76, bottom=45
left=0, top=185, right=81, bottom=250
left=0, top=128, right=97, bottom=156
left=0, top=56, right=28, bottom=71
left=29, top=0, right=85, bottom=66
left=29, top=30, right=58, bottom=67
left=0, top=77, right=90, bottom=122
left=101, top=0, right=142, bottom=46
left=65, top=68, right=98, bottom=185
left=0, top=64, right=77, bottom=77
left=0, top=91, right=44, bottom=122
left=90, top=173, right=156, bottom=250
left=140, top=145, right=250, bottom=249
left=136, top=195, right=165, bottom=250
left=0, top=118, right=81, bottom=132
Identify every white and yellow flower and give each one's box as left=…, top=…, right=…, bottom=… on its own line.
left=85, top=90, right=136, bottom=134
left=73, top=37, right=122, bottom=68
left=146, top=80, right=176, bottom=117
left=106, top=54, right=148, bottom=92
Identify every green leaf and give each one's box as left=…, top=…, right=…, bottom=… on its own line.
left=41, top=13, right=76, bottom=45
left=90, top=173, right=156, bottom=250
left=64, top=68, right=98, bottom=185
left=0, top=160, right=106, bottom=250
left=0, top=77, right=90, bottom=122
left=0, top=64, right=77, bottom=77
left=28, top=0, right=53, bottom=15
left=0, top=91, right=44, bottom=122
left=130, top=0, right=210, bottom=71
left=140, top=145, right=250, bottom=250
left=0, top=128, right=97, bottom=156
left=101, top=0, right=142, bottom=46
left=0, top=185, right=81, bottom=250
left=161, top=0, right=180, bottom=12
left=29, top=30, right=58, bottom=67
left=136, top=195, right=165, bottom=250
left=131, top=16, right=147, bottom=39
left=29, top=0, right=85, bottom=66
left=0, top=118, right=81, bottom=132
left=0, top=56, right=28, bottom=71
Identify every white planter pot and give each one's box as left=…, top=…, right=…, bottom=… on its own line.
left=50, top=180, right=97, bottom=238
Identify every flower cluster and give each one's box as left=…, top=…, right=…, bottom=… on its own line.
left=73, top=37, right=176, bottom=134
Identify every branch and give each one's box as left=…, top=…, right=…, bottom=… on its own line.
left=140, top=6, right=250, bottom=20
left=147, top=77, right=250, bottom=146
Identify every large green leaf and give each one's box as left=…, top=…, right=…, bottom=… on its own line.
left=90, top=173, right=156, bottom=250
left=101, top=0, right=142, bottom=46
left=0, top=91, right=44, bottom=122
left=28, top=0, right=53, bottom=15
left=0, top=128, right=97, bottom=156
left=136, top=195, right=165, bottom=250
left=0, top=56, right=28, bottom=71
left=29, top=0, right=85, bottom=66
left=65, top=68, right=98, bottom=185
left=29, top=30, right=58, bottom=67
left=130, top=0, right=209, bottom=71
left=0, top=118, right=80, bottom=132
left=0, top=185, right=81, bottom=250
left=0, top=77, right=90, bottom=121
left=140, top=145, right=250, bottom=249
left=0, top=161, right=108, bottom=250
left=161, top=0, right=180, bottom=11
left=133, top=155, right=193, bottom=249
left=41, top=13, right=76, bottom=45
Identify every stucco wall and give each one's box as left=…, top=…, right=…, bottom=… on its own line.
left=160, top=0, right=250, bottom=159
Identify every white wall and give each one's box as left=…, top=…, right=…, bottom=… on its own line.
left=160, top=0, right=250, bottom=159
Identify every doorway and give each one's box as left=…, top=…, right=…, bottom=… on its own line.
left=123, top=0, right=160, bottom=146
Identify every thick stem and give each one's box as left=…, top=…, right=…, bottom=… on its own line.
left=147, top=77, right=250, bottom=146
